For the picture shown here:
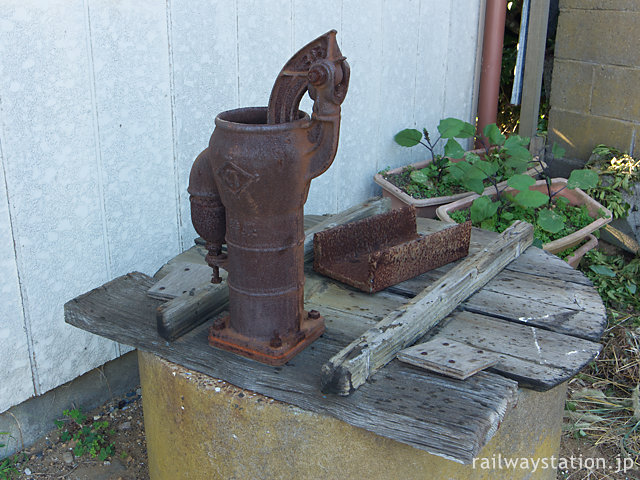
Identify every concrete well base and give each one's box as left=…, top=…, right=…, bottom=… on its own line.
left=139, top=351, right=567, bottom=480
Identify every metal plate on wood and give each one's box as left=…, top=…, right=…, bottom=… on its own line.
left=147, top=263, right=216, bottom=300
left=397, top=338, right=500, bottom=380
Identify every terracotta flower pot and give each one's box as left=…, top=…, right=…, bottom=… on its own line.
left=374, top=150, right=545, bottom=218
left=435, top=178, right=613, bottom=254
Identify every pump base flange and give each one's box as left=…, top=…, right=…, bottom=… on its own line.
left=208, top=311, right=325, bottom=366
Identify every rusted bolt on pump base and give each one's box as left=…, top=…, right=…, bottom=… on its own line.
left=187, top=30, right=349, bottom=366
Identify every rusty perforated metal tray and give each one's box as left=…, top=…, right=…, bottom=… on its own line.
left=313, top=206, right=471, bottom=293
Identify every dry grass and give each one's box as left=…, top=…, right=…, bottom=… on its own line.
left=563, top=312, right=640, bottom=478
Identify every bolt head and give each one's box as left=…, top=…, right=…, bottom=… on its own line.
left=212, top=318, right=226, bottom=331
left=308, top=310, right=321, bottom=320
left=308, top=65, right=328, bottom=86
left=270, top=335, right=283, bottom=349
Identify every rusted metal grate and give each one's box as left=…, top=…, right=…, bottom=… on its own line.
left=313, top=207, right=471, bottom=293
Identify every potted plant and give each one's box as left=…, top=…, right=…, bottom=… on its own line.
left=435, top=140, right=612, bottom=258
left=374, top=119, right=545, bottom=217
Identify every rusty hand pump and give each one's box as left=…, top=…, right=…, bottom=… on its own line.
left=187, top=31, right=349, bottom=366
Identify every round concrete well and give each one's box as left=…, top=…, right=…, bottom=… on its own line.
left=139, top=351, right=566, bottom=480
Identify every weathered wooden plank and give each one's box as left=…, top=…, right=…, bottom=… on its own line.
left=156, top=282, right=229, bottom=341
left=518, top=0, right=551, bottom=138
left=305, top=299, right=379, bottom=341
left=433, top=311, right=601, bottom=390
left=505, top=247, right=595, bottom=286
left=154, top=244, right=208, bottom=280
left=397, top=338, right=500, bottom=380
left=391, top=219, right=606, bottom=340
left=307, top=280, right=407, bottom=321
left=443, top=311, right=601, bottom=371
left=392, top=265, right=602, bottom=314
left=462, top=289, right=605, bottom=342
left=416, top=218, right=594, bottom=286
left=303, top=215, right=327, bottom=230
left=388, top=266, right=606, bottom=341
left=148, top=263, right=217, bottom=300
left=307, top=270, right=596, bottom=390
left=320, top=221, right=534, bottom=396
left=481, top=269, right=604, bottom=314
left=64, top=272, right=518, bottom=464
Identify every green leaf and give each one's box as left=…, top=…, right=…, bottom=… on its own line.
left=438, top=118, right=475, bottom=138
left=503, top=136, right=532, bottom=163
left=464, top=178, right=485, bottom=194
left=448, top=161, right=471, bottom=180
left=443, top=138, right=466, bottom=159
left=589, top=265, right=616, bottom=277
left=481, top=215, right=499, bottom=230
left=503, top=135, right=524, bottom=148
left=470, top=196, right=499, bottom=223
left=482, top=123, right=505, bottom=146
left=552, top=143, right=566, bottom=159
left=98, top=448, right=108, bottom=461
left=464, top=164, right=491, bottom=181
left=532, top=238, right=544, bottom=248
left=394, top=129, right=422, bottom=147
left=459, top=122, right=476, bottom=138
left=504, top=156, right=529, bottom=174
left=537, top=208, right=565, bottom=233
left=505, top=145, right=532, bottom=163
left=514, top=189, right=549, bottom=208
left=507, top=174, right=535, bottom=191
left=472, top=159, right=498, bottom=177
left=464, top=152, right=482, bottom=163
left=567, top=169, right=598, bottom=190
left=409, top=168, right=431, bottom=186
left=627, top=282, right=636, bottom=294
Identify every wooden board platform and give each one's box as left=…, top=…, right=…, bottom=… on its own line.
left=66, top=271, right=518, bottom=464
left=64, top=216, right=605, bottom=464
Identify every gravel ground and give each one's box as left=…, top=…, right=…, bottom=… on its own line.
left=9, top=389, right=148, bottom=480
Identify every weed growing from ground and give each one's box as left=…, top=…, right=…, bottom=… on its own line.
left=0, top=432, right=24, bottom=480
left=582, top=251, right=640, bottom=312
left=55, top=408, right=115, bottom=461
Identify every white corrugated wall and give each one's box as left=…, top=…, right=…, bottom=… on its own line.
left=0, top=0, right=483, bottom=413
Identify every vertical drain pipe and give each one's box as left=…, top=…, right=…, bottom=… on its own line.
left=476, top=0, right=507, bottom=147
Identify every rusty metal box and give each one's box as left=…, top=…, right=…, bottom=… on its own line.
left=313, top=207, right=471, bottom=293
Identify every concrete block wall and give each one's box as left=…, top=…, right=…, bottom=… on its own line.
left=549, top=0, right=640, bottom=160
left=0, top=0, right=483, bottom=416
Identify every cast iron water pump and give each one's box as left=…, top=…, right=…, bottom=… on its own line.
left=188, top=31, right=349, bottom=365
